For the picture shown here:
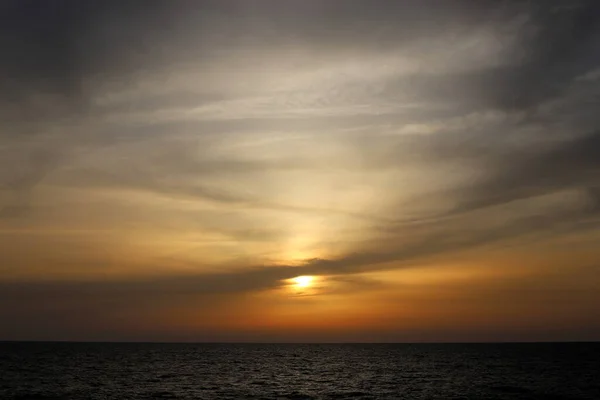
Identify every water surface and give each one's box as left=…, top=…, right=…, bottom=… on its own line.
left=1, top=342, right=599, bottom=399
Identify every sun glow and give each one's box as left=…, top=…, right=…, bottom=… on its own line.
left=292, top=275, right=314, bottom=288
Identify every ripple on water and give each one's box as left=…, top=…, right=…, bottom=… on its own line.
left=0, top=343, right=599, bottom=400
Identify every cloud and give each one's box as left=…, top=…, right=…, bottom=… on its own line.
left=2, top=1, right=600, bottom=341
left=447, top=130, right=600, bottom=215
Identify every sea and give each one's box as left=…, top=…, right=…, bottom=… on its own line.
left=0, top=342, right=599, bottom=400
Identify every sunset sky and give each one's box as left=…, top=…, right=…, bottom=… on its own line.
left=1, top=0, right=599, bottom=342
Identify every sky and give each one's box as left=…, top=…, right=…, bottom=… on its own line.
left=1, top=0, right=599, bottom=343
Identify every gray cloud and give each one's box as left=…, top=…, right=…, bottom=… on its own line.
left=497, top=0, right=600, bottom=111
left=448, top=130, right=600, bottom=215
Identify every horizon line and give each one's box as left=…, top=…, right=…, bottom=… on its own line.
left=1, top=340, right=598, bottom=345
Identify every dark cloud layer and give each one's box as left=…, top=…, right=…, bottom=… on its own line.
left=495, top=0, right=600, bottom=110
left=450, top=129, right=600, bottom=215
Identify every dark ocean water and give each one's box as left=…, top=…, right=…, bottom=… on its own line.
left=0, top=342, right=599, bottom=400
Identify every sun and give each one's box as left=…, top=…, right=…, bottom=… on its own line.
left=292, top=275, right=314, bottom=288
